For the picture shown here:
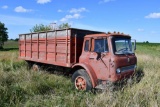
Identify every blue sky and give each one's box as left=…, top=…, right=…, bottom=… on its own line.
left=0, top=0, right=160, bottom=43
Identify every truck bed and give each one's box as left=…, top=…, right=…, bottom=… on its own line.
left=19, top=28, right=102, bottom=67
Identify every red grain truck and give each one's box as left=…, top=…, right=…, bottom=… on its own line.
left=19, top=28, right=137, bottom=91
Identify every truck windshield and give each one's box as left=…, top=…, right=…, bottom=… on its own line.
left=112, top=37, right=134, bottom=55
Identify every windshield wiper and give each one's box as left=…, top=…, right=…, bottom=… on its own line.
left=117, top=48, right=128, bottom=52
left=115, top=51, right=133, bottom=55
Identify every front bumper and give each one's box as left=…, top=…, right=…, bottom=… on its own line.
left=115, top=64, right=136, bottom=81
left=109, top=64, right=137, bottom=82
left=95, top=65, right=137, bottom=90
left=117, top=65, right=136, bottom=73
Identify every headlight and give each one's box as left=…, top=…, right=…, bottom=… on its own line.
left=134, top=65, right=137, bottom=69
left=116, top=68, right=121, bottom=74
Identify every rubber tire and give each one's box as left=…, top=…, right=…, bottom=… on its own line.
left=32, top=64, right=40, bottom=71
left=71, top=69, right=93, bottom=91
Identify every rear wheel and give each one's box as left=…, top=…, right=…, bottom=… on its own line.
left=32, top=64, right=40, bottom=71
left=72, top=69, right=92, bottom=91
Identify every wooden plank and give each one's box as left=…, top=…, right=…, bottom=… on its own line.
left=75, top=34, right=77, bottom=63
left=31, top=33, right=32, bottom=58
left=66, top=30, right=68, bottom=63
left=45, top=32, right=47, bottom=60
left=24, top=35, right=26, bottom=57
left=37, top=33, right=39, bottom=59
left=55, top=30, right=57, bottom=61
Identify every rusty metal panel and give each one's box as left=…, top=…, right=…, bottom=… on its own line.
left=19, top=29, right=72, bottom=67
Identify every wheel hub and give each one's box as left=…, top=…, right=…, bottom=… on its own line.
left=75, top=76, right=86, bottom=90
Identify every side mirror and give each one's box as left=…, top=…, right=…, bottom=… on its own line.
left=131, top=39, right=136, bottom=51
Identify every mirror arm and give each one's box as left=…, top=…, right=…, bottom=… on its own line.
left=134, top=40, right=136, bottom=50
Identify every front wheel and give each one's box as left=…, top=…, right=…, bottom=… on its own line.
left=71, top=69, right=92, bottom=91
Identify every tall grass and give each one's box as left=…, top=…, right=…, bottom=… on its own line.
left=0, top=43, right=160, bottom=107
left=0, top=51, right=94, bottom=107
left=3, top=40, right=18, bottom=49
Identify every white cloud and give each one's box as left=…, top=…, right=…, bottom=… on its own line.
left=138, top=28, right=144, bottom=32
left=58, top=9, right=63, bottom=12
left=37, top=0, right=51, bottom=4
left=99, top=0, right=115, bottom=4
left=69, top=8, right=88, bottom=13
left=14, top=6, right=32, bottom=13
left=60, top=14, right=81, bottom=22
left=2, top=5, right=8, bottom=9
left=145, top=12, right=160, bottom=19
left=59, top=7, right=87, bottom=22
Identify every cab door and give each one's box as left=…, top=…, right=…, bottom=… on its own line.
left=88, top=38, right=110, bottom=80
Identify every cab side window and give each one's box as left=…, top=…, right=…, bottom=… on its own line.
left=94, top=39, right=109, bottom=53
left=84, top=40, right=89, bottom=52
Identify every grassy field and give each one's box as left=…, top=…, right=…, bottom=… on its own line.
left=3, top=40, right=19, bottom=49
left=0, top=41, right=160, bottom=107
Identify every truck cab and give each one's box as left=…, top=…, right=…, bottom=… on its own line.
left=72, top=32, right=137, bottom=90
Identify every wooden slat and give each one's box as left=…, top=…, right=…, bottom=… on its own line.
left=37, top=33, right=39, bottom=59
left=45, top=32, right=47, bottom=60
left=54, top=30, right=57, bottom=61
left=75, top=35, right=77, bottom=63
left=24, top=35, right=26, bottom=57
left=66, top=30, right=68, bottom=63
left=31, top=33, right=32, bottom=58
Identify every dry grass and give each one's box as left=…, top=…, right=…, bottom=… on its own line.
left=88, top=53, right=160, bottom=107
left=0, top=43, right=160, bottom=107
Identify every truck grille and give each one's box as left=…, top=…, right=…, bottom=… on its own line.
left=120, top=65, right=136, bottom=73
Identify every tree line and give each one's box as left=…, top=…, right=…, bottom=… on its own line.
left=30, top=23, right=71, bottom=32
left=0, top=22, right=8, bottom=49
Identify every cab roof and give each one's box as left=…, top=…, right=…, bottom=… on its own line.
left=85, top=32, right=131, bottom=38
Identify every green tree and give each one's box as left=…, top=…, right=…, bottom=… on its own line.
left=30, top=24, right=52, bottom=33
left=30, top=23, right=71, bottom=33
left=58, top=23, right=71, bottom=29
left=0, top=22, right=8, bottom=49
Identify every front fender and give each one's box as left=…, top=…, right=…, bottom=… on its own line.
left=72, top=63, right=98, bottom=87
